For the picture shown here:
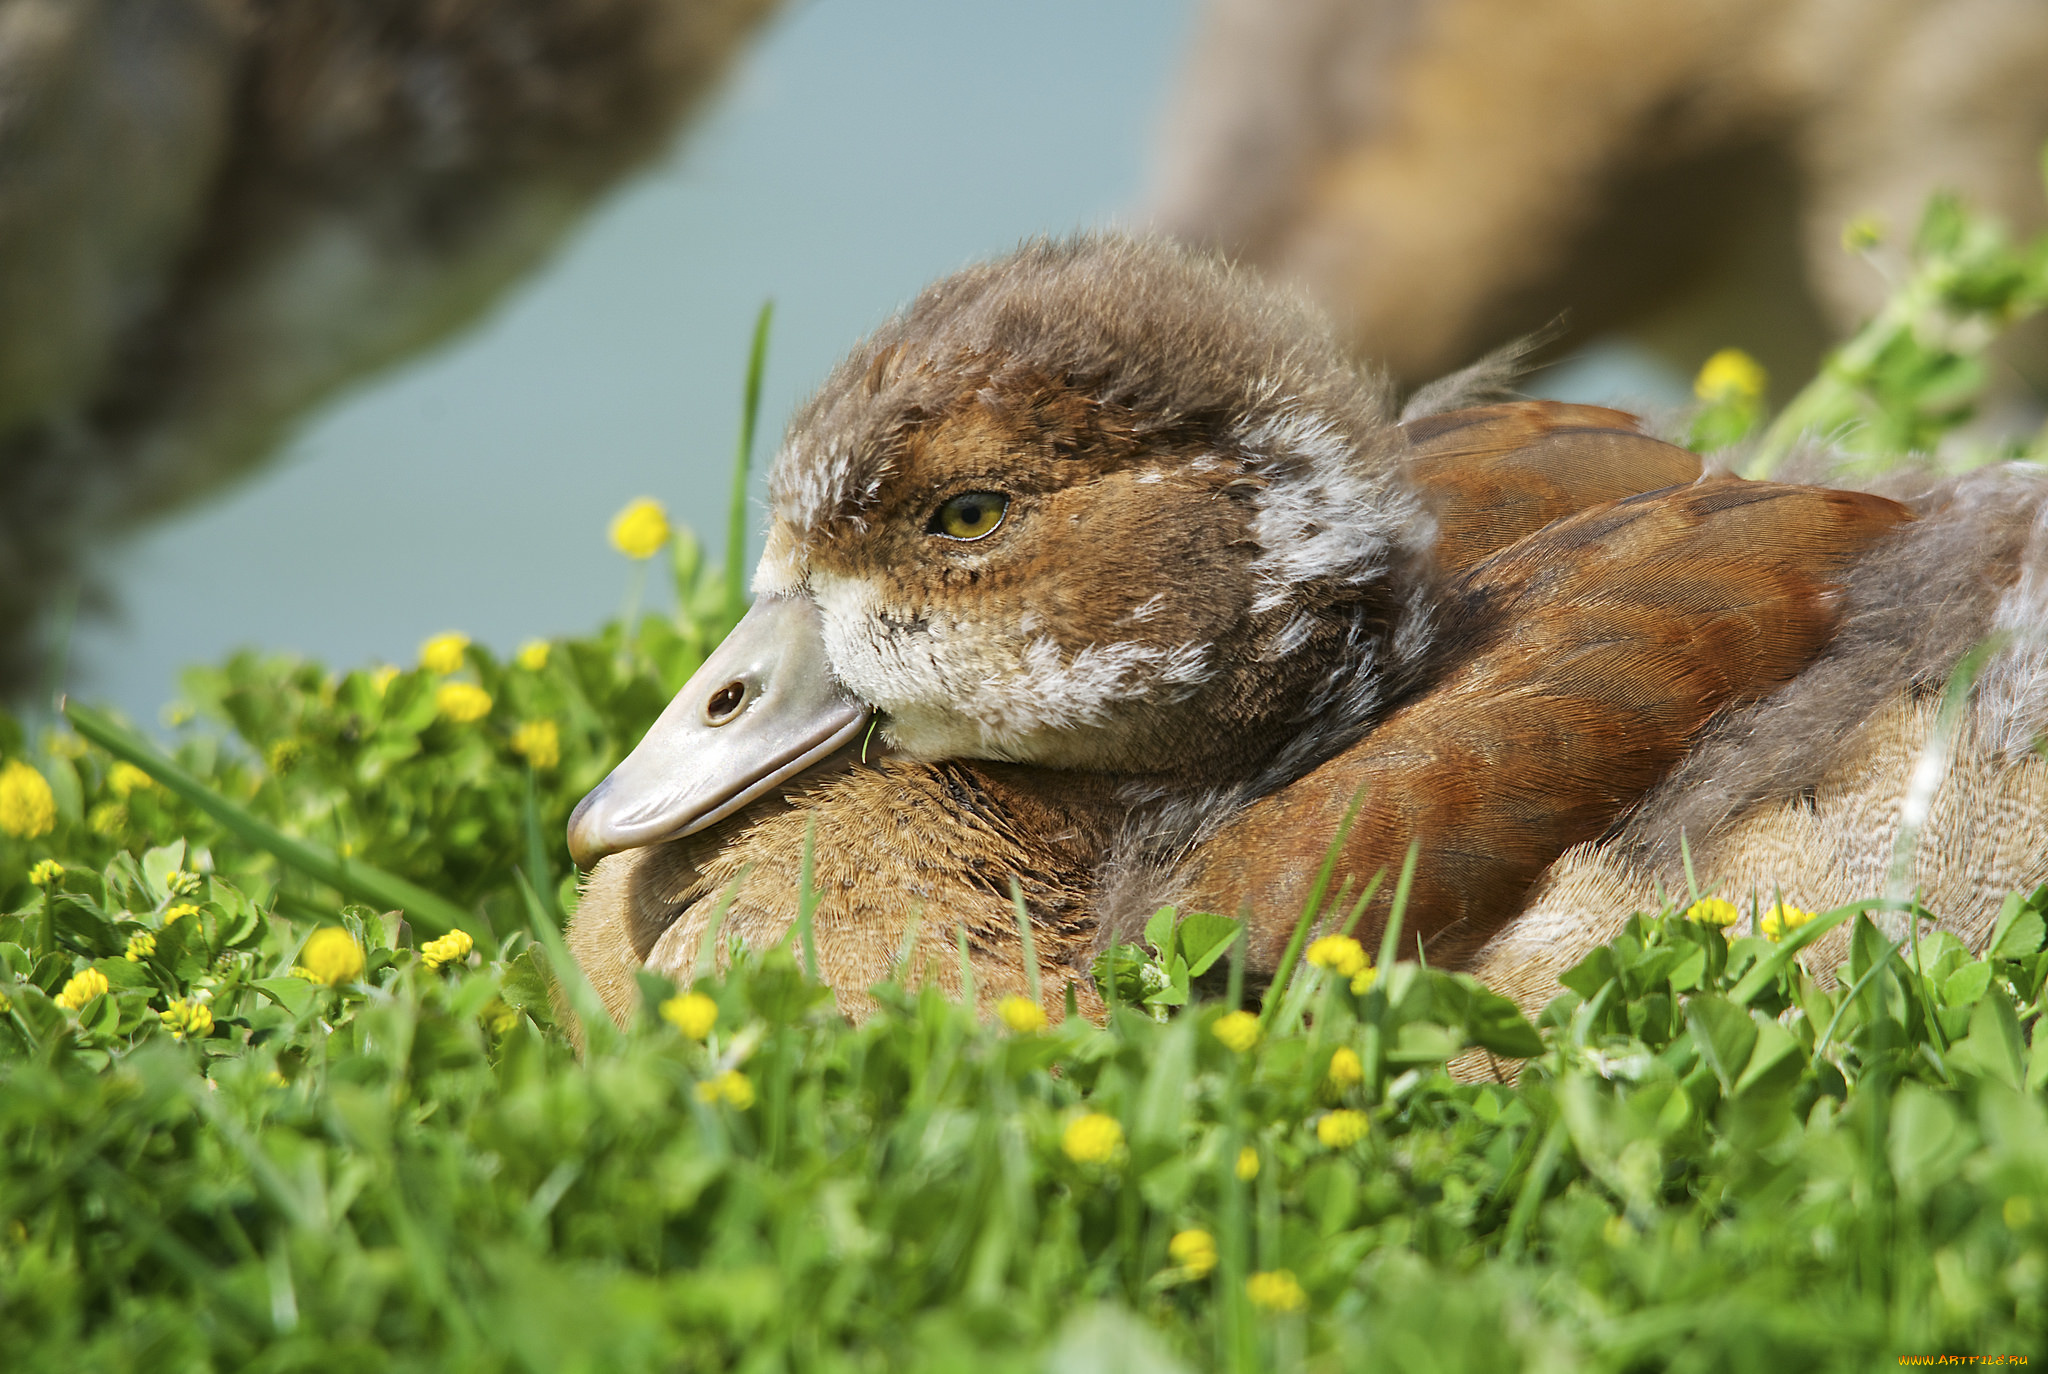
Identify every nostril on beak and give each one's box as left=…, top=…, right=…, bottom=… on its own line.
left=704, top=681, right=747, bottom=725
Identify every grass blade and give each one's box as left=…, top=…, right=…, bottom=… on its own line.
left=1009, top=878, right=1042, bottom=1007
left=727, top=300, right=775, bottom=622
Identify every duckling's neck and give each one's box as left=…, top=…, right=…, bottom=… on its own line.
left=959, top=761, right=1135, bottom=862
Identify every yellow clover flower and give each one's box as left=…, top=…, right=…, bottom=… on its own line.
left=87, top=802, right=126, bottom=838
left=1351, top=965, right=1378, bottom=994
left=160, top=999, right=213, bottom=1041
left=696, top=1069, right=756, bottom=1109
left=420, top=929, right=474, bottom=971
left=1212, top=1009, right=1260, bottom=1053
left=1168, top=1228, right=1218, bottom=1278
left=660, top=992, right=719, bottom=1039
left=1246, top=1270, right=1307, bottom=1313
left=1317, top=1109, right=1371, bottom=1149
left=166, top=869, right=202, bottom=897
left=107, top=762, right=156, bottom=798
left=1062, top=1112, right=1123, bottom=1164
left=1327, top=1045, right=1364, bottom=1089
left=1685, top=896, right=1740, bottom=926
left=608, top=498, right=672, bottom=560
left=1694, top=348, right=1766, bottom=405
left=54, top=967, right=110, bottom=1012
left=1236, top=1146, right=1261, bottom=1181
left=511, top=719, right=560, bottom=770
left=1306, top=934, right=1368, bottom=978
left=28, top=859, right=62, bottom=886
left=124, top=931, right=157, bottom=962
left=419, top=632, right=470, bottom=675
left=0, top=760, right=56, bottom=839
left=435, top=682, right=493, bottom=724
left=369, top=664, right=401, bottom=696
left=1761, top=901, right=1816, bottom=942
left=516, top=639, right=551, bottom=672
left=997, top=994, right=1048, bottom=1033
left=298, top=927, right=365, bottom=985
left=163, top=903, right=200, bottom=926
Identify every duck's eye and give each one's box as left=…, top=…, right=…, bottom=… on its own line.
left=928, top=491, right=1009, bottom=541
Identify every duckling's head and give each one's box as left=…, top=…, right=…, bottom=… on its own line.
left=569, top=235, right=1436, bottom=864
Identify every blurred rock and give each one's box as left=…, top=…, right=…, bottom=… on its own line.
left=1148, top=0, right=2048, bottom=396
left=0, top=0, right=781, bottom=695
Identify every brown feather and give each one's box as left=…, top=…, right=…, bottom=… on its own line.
left=1402, top=401, right=1703, bottom=574
left=1180, top=477, right=1914, bottom=969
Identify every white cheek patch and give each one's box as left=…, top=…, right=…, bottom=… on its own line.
left=1234, top=407, right=1422, bottom=613
left=809, top=571, right=1214, bottom=761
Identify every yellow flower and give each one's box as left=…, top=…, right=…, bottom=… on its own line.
left=160, top=999, right=213, bottom=1041
left=1306, top=934, right=1368, bottom=978
left=265, top=739, right=302, bottom=775
left=163, top=903, right=200, bottom=926
left=1316, top=1109, right=1371, bottom=1149
left=1760, top=901, right=1816, bottom=942
left=516, top=639, right=551, bottom=672
left=54, top=967, right=110, bottom=1012
left=435, top=682, right=493, bottom=724
left=108, top=761, right=157, bottom=798
left=1685, top=896, right=1740, bottom=926
left=998, top=994, right=1048, bottom=1034
left=124, top=931, right=157, bottom=962
left=419, top=929, right=474, bottom=971
left=1212, top=1009, right=1261, bottom=1054
left=696, top=1069, right=755, bottom=1109
left=298, top=927, right=365, bottom=985
left=267, top=1069, right=291, bottom=1088
left=1693, top=348, right=1767, bottom=405
left=370, top=665, right=401, bottom=696
left=419, top=632, right=470, bottom=675
left=28, top=859, right=62, bottom=886
left=88, top=802, right=126, bottom=837
left=1062, top=1112, right=1123, bottom=1164
left=0, top=760, right=56, bottom=839
left=608, top=498, right=672, bottom=559
left=1246, top=1270, right=1307, bottom=1313
left=1236, top=1146, right=1261, bottom=1181
left=660, top=992, right=719, bottom=1039
left=0, top=989, right=11, bottom=1014
left=1168, top=1228, right=1218, bottom=1277
left=484, top=999, right=522, bottom=1035
left=1327, top=1046, right=1364, bottom=1089
left=1351, top=965, right=1378, bottom=995
left=166, top=869, right=202, bottom=897
left=511, top=719, right=560, bottom=770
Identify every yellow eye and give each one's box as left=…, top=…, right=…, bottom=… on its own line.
left=929, top=491, right=1009, bottom=541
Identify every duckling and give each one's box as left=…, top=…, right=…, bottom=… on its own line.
left=567, top=234, right=1925, bottom=1027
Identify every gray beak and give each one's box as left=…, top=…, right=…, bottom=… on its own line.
left=566, top=595, right=872, bottom=867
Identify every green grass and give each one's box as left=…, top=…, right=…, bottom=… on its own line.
left=3, top=180, right=2048, bottom=1371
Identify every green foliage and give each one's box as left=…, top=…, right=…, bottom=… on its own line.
left=1741, top=166, right=2048, bottom=474
left=5, top=183, right=2048, bottom=1370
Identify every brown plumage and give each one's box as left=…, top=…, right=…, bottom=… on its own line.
left=1178, top=478, right=1912, bottom=970
left=566, top=234, right=2040, bottom=1034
